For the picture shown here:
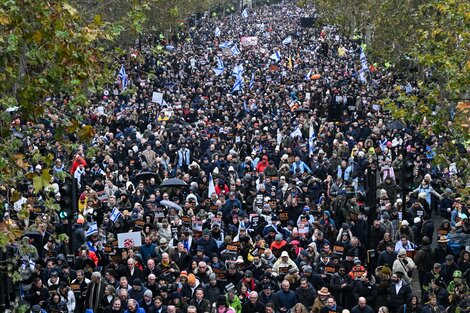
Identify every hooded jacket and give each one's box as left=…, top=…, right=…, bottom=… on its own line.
left=124, top=300, right=146, bottom=313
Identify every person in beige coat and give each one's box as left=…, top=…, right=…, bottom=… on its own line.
left=392, top=249, right=416, bottom=284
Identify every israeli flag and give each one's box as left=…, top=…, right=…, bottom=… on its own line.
left=282, top=36, right=292, bottom=45
left=213, top=57, right=225, bottom=76
left=359, top=69, right=367, bottom=83
left=86, top=222, right=98, bottom=237
left=208, top=174, right=216, bottom=197
left=219, top=41, right=233, bottom=49
left=405, top=83, right=413, bottom=95
left=232, top=78, right=243, bottom=93
left=249, top=71, right=255, bottom=90
left=309, top=124, right=317, bottom=155
left=215, top=26, right=221, bottom=37
left=360, top=48, right=368, bottom=71
left=242, top=8, right=248, bottom=19
left=270, top=51, right=281, bottom=62
left=304, top=69, right=312, bottom=80
left=117, top=65, right=128, bottom=90
left=290, top=126, right=302, bottom=138
left=231, top=44, right=241, bottom=56
left=232, top=64, right=244, bottom=80
left=110, top=207, right=121, bottom=223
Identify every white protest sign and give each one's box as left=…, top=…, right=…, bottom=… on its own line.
left=117, top=232, right=142, bottom=248
left=152, top=92, right=163, bottom=104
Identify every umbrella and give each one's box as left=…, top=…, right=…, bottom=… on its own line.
left=294, top=108, right=310, bottom=113
left=160, top=200, right=182, bottom=211
left=386, top=120, right=406, bottom=131
left=159, top=178, right=188, bottom=188
left=133, top=171, right=157, bottom=183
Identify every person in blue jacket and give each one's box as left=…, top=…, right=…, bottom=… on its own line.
left=124, top=298, right=146, bottom=313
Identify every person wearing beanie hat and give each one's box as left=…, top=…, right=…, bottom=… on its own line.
left=377, top=240, right=398, bottom=268
left=141, top=289, right=154, bottom=312
left=205, top=272, right=223, bottom=305
left=392, top=248, right=416, bottom=284
left=270, top=234, right=287, bottom=258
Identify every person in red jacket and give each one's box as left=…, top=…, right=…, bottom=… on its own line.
left=70, top=153, right=87, bottom=175
left=256, top=156, right=269, bottom=173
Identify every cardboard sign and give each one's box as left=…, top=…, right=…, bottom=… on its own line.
left=250, top=214, right=259, bottom=227
left=152, top=92, right=163, bottom=104
left=298, top=222, right=309, bottom=235
left=227, top=245, right=238, bottom=252
left=70, top=284, right=80, bottom=291
left=135, top=220, right=145, bottom=228
left=212, top=267, right=226, bottom=280
left=117, top=231, right=142, bottom=248
left=240, top=36, right=258, bottom=46
left=333, top=245, right=344, bottom=255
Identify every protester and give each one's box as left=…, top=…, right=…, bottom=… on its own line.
left=8, top=1, right=469, bottom=313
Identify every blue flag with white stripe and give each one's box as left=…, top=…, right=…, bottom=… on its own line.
left=213, top=57, right=225, bottom=76
left=110, top=207, right=121, bottom=223
left=232, top=78, right=243, bottom=93
left=282, top=36, right=292, bottom=45
left=232, top=64, right=244, bottom=80
left=214, top=26, right=221, bottom=37
left=219, top=41, right=233, bottom=49
left=309, top=124, right=317, bottom=155
left=242, top=8, right=248, bottom=19
left=359, top=69, right=367, bottom=83
left=86, top=222, right=98, bottom=237
left=117, top=65, right=128, bottom=90
left=270, top=51, right=281, bottom=62
left=231, top=44, right=241, bottom=56
left=360, top=48, right=368, bottom=71
left=304, top=69, right=312, bottom=80
left=249, top=71, right=255, bottom=90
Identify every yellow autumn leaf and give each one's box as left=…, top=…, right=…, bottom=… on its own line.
left=0, top=15, right=10, bottom=26
left=63, top=3, right=78, bottom=17
left=14, top=154, right=29, bottom=169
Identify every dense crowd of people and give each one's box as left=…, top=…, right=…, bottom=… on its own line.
left=7, top=1, right=470, bottom=313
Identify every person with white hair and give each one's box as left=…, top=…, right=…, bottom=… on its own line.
left=85, top=272, right=107, bottom=313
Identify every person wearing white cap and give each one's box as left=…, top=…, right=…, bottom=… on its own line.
left=273, top=251, right=298, bottom=277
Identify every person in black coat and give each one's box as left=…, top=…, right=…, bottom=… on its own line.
left=119, top=258, right=144, bottom=283
left=24, top=277, right=50, bottom=308
left=377, top=242, right=398, bottom=268
left=295, top=277, right=316, bottom=309
left=259, top=284, right=280, bottom=312
left=352, top=273, right=378, bottom=309
left=350, top=297, right=374, bottom=313
left=104, top=298, right=125, bottom=313
left=387, top=272, right=412, bottom=313
left=329, top=265, right=354, bottom=309
left=242, top=291, right=266, bottom=313
left=320, top=297, right=343, bottom=313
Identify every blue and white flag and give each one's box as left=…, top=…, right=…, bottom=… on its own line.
left=244, top=100, right=250, bottom=112
left=231, top=44, right=241, bottom=56
left=213, top=57, right=225, bottom=76
left=290, top=126, right=302, bottom=138
left=360, top=48, right=368, bottom=71
left=117, top=65, right=128, bottom=90
left=270, top=51, right=281, bottom=62
left=249, top=71, right=255, bottom=90
left=282, top=36, right=292, bottom=45
left=110, top=207, right=121, bottom=223
left=208, top=174, right=216, bottom=197
left=242, top=8, right=248, bottom=19
left=86, top=222, right=98, bottom=237
left=309, top=123, right=317, bottom=155
left=219, top=41, right=233, bottom=49
left=304, top=69, right=312, bottom=80
left=214, top=26, right=221, bottom=37
left=232, top=64, right=244, bottom=79
left=232, top=78, right=243, bottom=93
left=359, top=69, right=367, bottom=83
left=405, top=83, right=412, bottom=95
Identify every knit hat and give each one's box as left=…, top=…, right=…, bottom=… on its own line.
left=144, top=290, right=153, bottom=298
left=209, top=273, right=216, bottom=280
left=275, top=234, right=282, bottom=241
left=381, top=266, right=391, bottom=276
left=187, top=273, right=196, bottom=284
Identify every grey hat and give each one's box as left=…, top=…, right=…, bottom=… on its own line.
left=303, top=265, right=313, bottom=273
left=275, top=234, right=283, bottom=241
left=209, top=273, right=216, bottom=280
left=144, top=290, right=153, bottom=298
left=382, top=212, right=390, bottom=220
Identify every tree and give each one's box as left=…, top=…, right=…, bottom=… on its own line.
left=0, top=0, right=125, bottom=283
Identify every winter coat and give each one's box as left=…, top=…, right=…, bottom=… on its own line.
left=387, top=282, right=412, bottom=311
left=295, top=284, right=316, bottom=309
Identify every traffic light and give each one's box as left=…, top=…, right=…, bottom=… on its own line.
left=401, top=159, right=415, bottom=193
